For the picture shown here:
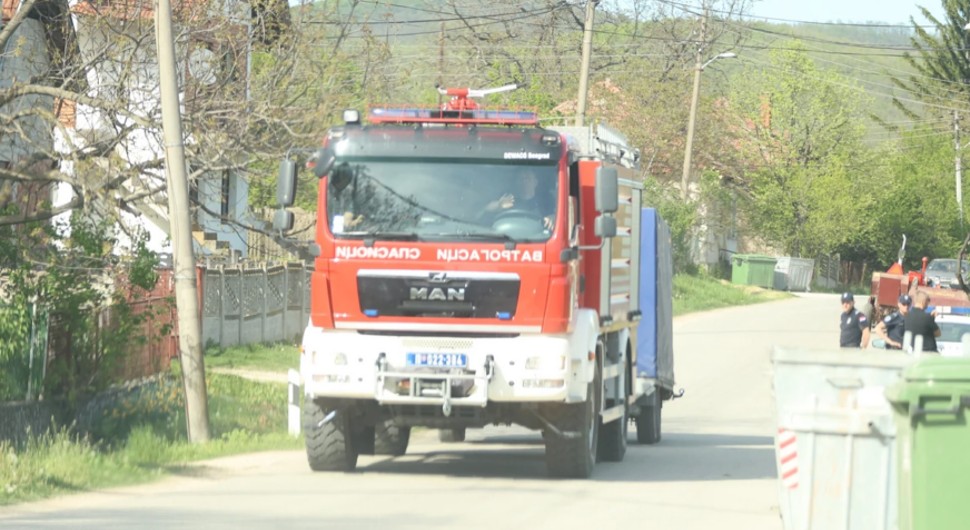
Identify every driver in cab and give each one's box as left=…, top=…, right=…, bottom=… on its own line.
left=481, top=169, right=554, bottom=230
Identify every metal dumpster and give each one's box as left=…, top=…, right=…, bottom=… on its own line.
left=774, top=257, right=815, bottom=292
left=771, top=348, right=913, bottom=530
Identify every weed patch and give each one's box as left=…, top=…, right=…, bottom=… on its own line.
left=1, top=372, right=301, bottom=506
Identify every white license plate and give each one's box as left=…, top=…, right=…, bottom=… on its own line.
left=406, top=352, right=467, bottom=368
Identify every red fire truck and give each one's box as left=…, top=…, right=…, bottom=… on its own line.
left=274, top=85, right=673, bottom=478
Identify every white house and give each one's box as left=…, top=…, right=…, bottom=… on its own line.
left=1, top=0, right=260, bottom=258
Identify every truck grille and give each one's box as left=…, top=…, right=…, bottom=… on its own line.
left=357, top=270, right=519, bottom=319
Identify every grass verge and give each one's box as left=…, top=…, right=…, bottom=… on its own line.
left=204, top=342, right=300, bottom=373
left=0, top=372, right=302, bottom=506
left=673, top=273, right=793, bottom=316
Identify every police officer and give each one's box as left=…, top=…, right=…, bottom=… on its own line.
left=839, top=292, right=870, bottom=348
left=874, top=294, right=911, bottom=349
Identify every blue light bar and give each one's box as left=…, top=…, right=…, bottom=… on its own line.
left=930, top=305, right=970, bottom=316
left=364, top=309, right=379, bottom=317
left=496, top=312, right=512, bottom=320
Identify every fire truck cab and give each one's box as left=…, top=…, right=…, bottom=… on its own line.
left=274, top=87, right=667, bottom=478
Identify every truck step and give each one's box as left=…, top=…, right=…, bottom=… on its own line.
left=599, top=404, right=625, bottom=424
left=602, top=363, right=623, bottom=380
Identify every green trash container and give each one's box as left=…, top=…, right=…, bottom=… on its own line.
left=885, top=357, right=970, bottom=530
left=731, top=254, right=777, bottom=288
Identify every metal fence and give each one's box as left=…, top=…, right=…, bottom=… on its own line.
left=201, top=262, right=311, bottom=348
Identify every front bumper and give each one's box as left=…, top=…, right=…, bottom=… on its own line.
left=300, top=326, right=591, bottom=408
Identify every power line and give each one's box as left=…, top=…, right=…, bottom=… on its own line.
left=654, top=0, right=937, bottom=29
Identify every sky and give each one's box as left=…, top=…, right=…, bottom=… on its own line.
left=747, top=0, right=946, bottom=25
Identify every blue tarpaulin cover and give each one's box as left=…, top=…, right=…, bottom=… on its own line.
left=636, top=208, right=675, bottom=387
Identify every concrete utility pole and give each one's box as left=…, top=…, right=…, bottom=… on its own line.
left=155, top=0, right=211, bottom=442
left=575, top=0, right=597, bottom=126
left=956, top=110, right=965, bottom=230
left=681, top=12, right=708, bottom=201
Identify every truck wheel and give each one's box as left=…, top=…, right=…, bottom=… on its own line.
left=597, top=405, right=627, bottom=462
left=544, top=377, right=599, bottom=478
left=303, top=399, right=359, bottom=471
left=374, top=420, right=410, bottom=456
left=438, top=428, right=466, bottom=443
left=635, top=393, right=662, bottom=445
left=597, top=356, right=628, bottom=462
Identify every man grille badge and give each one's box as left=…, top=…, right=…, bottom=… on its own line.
left=428, top=272, right=448, bottom=283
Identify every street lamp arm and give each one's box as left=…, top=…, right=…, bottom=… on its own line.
left=701, top=52, right=737, bottom=71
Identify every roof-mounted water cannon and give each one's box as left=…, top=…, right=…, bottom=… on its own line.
left=436, top=83, right=520, bottom=111
left=368, top=83, right=537, bottom=126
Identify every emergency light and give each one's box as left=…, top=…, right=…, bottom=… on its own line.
left=367, top=107, right=539, bottom=126
left=930, top=305, right=970, bottom=316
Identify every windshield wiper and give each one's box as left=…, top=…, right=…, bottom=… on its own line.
left=336, top=231, right=421, bottom=245
left=453, top=231, right=520, bottom=248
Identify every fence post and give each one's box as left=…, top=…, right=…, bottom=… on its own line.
left=217, top=265, right=224, bottom=348
left=282, top=263, right=289, bottom=342
left=26, top=301, right=37, bottom=401
left=288, top=368, right=301, bottom=436
left=261, top=264, right=268, bottom=344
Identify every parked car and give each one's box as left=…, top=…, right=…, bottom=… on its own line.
left=925, top=258, right=970, bottom=289
left=935, top=313, right=970, bottom=357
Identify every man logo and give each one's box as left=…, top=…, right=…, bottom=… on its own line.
left=428, top=272, right=448, bottom=283
left=409, top=287, right=465, bottom=301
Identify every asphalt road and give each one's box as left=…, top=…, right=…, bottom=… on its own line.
left=0, top=293, right=841, bottom=530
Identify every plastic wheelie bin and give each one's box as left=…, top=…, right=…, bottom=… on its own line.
left=885, top=357, right=970, bottom=530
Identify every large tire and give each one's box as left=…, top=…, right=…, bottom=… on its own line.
left=635, top=392, right=662, bottom=445
left=438, top=428, right=466, bottom=443
left=544, top=369, right=600, bottom=478
left=303, top=400, right=359, bottom=471
left=597, top=403, right=627, bottom=462
left=374, top=420, right=410, bottom=456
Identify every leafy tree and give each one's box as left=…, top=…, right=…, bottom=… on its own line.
left=895, top=0, right=970, bottom=118
left=870, top=127, right=963, bottom=267
left=724, top=44, right=878, bottom=259
left=0, top=214, right=159, bottom=402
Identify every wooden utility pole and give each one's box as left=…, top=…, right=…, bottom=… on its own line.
left=155, top=0, right=211, bottom=442
left=575, top=0, right=597, bottom=126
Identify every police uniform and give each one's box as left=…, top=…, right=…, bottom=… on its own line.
left=881, top=312, right=905, bottom=349
left=839, top=292, right=868, bottom=348
left=881, top=294, right=912, bottom=350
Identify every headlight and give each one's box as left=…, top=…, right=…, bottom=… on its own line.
left=524, top=355, right=566, bottom=371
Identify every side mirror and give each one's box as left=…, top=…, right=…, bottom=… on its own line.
left=594, top=215, right=616, bottom=239
left=312, top=147, right=336, bottom=178
left=277, top=159, right=297, bottom=207
left=329, top=162, right=354, bottom=193
left=594, top=166, right=618, bottom=213
left=273, top=209, right=294, bottom=232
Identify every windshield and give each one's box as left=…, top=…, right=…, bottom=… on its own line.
left=939, top=321, right=970, bottom=343
left=928, top=259, right=968, bottom=274
left=325, top=160, right=559, bottom=242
